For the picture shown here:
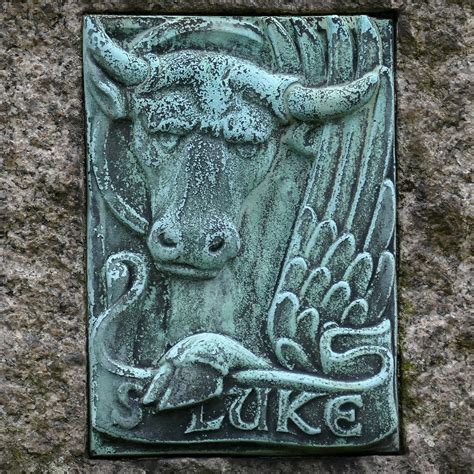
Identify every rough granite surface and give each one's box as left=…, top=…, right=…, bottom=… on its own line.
left=1, top=0, right=472, bottom=472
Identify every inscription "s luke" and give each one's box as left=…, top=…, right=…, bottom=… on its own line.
left=186, top=388, right=363, bottom=437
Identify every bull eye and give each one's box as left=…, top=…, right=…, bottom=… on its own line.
left=230, top=142, right=262, bottom=160
left=155, top=132, right=181, bottom=152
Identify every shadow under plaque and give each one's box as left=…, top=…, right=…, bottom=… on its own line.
left=84, top=14, right=399, bottom=456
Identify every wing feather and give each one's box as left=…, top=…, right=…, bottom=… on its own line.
left=320, top=233, right=356, bottom=281
left=365, top=251, right=395, bottom=324
left=341, top=299, right=369, bottom=326
left=307, top=124, right=342, bottom=219
left=343, top=252, right=374, bottom=298
left=364, top=179, right=396, bottom=254
left=275, top=338, right=314, bottom=371
left=291, top=17, right=326, bottom=85
left=356, top=16, right=383, bottom=76
left=321, top=281, right=351, bottom=323
left=281, top=257, right=308, bottom=294
left=296, top=308, right=320, bottom=343
left=291, top=206, right=318, bottom=254
left=326, top=16, right=354, bottom=83
left=301, top=267, right=331, bottom=308
left=263, top=17, right=300, bottom=73
left=303, top=219, right=337, bottom=262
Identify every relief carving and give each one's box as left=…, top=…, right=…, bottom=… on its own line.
left=84, top=15, right=398, bottom=455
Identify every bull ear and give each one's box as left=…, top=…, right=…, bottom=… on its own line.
left=84, top=56, right=129, bottom=119
left=84, top=18, right=150, bottom=234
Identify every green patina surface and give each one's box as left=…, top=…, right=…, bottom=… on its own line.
left=84, top=14, right=398, bottom=456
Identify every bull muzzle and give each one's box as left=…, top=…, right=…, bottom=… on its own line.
left=147, top=215, right=241, bottom=280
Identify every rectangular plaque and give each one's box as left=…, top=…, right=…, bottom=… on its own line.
left=85, top=14, right=398, bottom=456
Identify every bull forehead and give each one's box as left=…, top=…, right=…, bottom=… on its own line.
left=179, top=54, right=233, bottom=117
left=133, top=53, right=279, bottom=142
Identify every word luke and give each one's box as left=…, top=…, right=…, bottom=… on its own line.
left=187, top=388, right=363, bottom=439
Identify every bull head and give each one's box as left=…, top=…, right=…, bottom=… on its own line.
left=85, top=17, right=382, bottom=280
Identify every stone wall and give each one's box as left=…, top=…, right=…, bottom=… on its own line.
left=1, top=0, right=472, bottom=472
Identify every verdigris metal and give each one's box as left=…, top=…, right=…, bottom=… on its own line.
left=84, top=14, right=397, bottom=456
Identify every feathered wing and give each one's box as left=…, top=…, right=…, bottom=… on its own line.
left=267, top=16, right=395, bottom=375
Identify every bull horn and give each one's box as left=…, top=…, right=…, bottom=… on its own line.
left=84, top=17, right=149, bottom=86
left=286, top=67, right=387, bottom=122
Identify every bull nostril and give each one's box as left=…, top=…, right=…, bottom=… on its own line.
left=157, top=231, right=178, bottom=248
left=208, top=236, right=225, bottom=254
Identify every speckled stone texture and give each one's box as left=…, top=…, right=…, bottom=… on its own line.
left=1, top=0, right=472, bottom=472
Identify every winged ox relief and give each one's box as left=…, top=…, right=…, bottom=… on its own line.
left=85, top=15, right=398, bottom=454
